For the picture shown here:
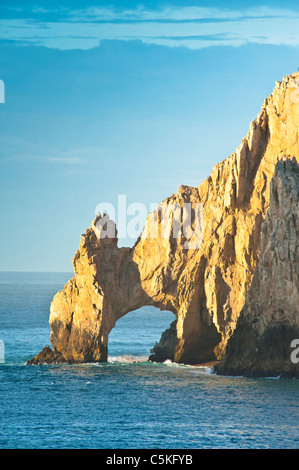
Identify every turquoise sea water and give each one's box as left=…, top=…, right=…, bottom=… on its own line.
left=0, top=272, right=298, bottom=449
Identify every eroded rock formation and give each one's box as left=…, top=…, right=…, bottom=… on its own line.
left=215, top=158, right=299, bottom=378
left=28, top=73, right=299, bottom=367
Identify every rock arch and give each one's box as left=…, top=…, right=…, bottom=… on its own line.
left=47, top=187, right=218, bottom=364
left=28, top=73, right=299, bottom=366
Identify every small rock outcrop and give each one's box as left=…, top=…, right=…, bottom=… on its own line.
left=28, top=346, right=65, bottom=365
left=28, top=73, right=299, bottom=368
left=215, top=158, right=299, bottom=378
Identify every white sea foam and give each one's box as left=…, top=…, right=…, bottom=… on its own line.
left=108, top=355, right=149, bottom=363
left=161, top=359, right=215, bottom=374
left=163, top=359, right=173, bottom=365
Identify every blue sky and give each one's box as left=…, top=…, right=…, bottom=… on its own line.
left=1, top=1, right=299, bottom=271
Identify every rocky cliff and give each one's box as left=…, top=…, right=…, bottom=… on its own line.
left=28, top=73, right=299, bottom=368
left=215, top=158, right=299, bottom=378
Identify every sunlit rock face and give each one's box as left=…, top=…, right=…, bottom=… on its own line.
left=215, top=158, right=299, bottom=378
left=28, top=73, right=299, bottom=367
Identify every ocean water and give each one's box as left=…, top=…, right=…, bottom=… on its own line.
left=0, top=272, right=298, bottom=450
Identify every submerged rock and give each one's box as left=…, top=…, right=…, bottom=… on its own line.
left=29, top=73, right=299, bottom=372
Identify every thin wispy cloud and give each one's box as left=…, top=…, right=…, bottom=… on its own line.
left=45, top=157, right=86, bottom=165
left=1, top=144, right=96, bottom=165
left=69, top=6, right=299, bottom=22
left=0, top=5, right=299, bottom=50
left=1, top=154, right=87, bottom=165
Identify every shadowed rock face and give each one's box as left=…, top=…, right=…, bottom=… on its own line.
left=28, top=73, right=299, bottom=367
left=215, top=158, right=299, bottom=378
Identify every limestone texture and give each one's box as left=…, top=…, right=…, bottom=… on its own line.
left=215, top=158, right=299, bottom=378
left=28, top=73, right=299, bottom=369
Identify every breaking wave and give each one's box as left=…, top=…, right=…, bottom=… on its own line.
left=162, top=359, right=214, bottom=374
left=108, top=355, right=149, bottom=363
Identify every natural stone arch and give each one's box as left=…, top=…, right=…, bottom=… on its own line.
left=34, top=187, right=222, bottom=364
left=47, top=187, right=211, bottom=364
left=28, top=73, right=299, bottom=367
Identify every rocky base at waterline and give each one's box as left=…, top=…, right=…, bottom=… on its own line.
left=27, top=346, right=66, bottom=365
left=148, top=320, right=178, bottom=363
left=214, top=324, right=299, bottom=378
left=215, top=158, right=299, bottom=378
